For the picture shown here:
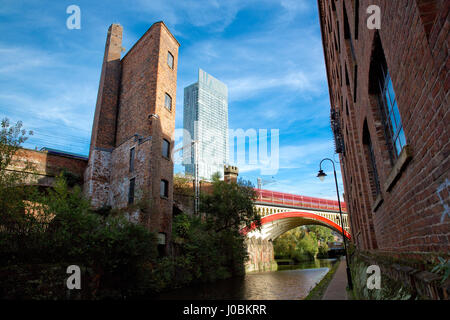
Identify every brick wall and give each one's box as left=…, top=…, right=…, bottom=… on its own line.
left=318, top=0, right=449, bottom=258
left=84, top=22, right=180, bottom=247
left=9, top=148, right=87, bottom=186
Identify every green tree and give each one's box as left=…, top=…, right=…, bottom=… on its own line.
left=0, top=118, right=39, bottom=234
left=273, top=225, right=334, bottom=262
left=156, top=174, right=263, bottom=289
left=200, top=173, right=261, bottom=233
left=173, top=173, right=194, bottom=196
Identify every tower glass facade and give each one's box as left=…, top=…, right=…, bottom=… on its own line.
left=183, top=69, right=229, bottom=180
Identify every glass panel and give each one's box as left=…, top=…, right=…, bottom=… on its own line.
left=129, top=178, right=135, bottom=204
left=165, top=94, right=172, bottom=110
left=398, top=127, right=406, bottom=149
left=162, top=139, right=169, bottom=158
left=167, top=52, right=174, bottom=69
left=160, top=181, right=165, bottom=196
left=389, top=109, right=398, bottom=136
left=160, top=180, right=168, bottom=197
left=387, top=75, right=396, bottom=105
left=385, top=90, right=393, bottom=113
left=394, top=138, right=402, bottom=156
left=392, top=101, right=402, bottom=132
left=129, top=148, right=135, bottom=173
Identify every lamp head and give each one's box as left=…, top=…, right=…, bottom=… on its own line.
left=317, top=169, right=327, bottom=182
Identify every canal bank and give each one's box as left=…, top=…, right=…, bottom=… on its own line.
left=156, top=258, right=337, bottom=300
left=305, top=257, right=342, bottom=300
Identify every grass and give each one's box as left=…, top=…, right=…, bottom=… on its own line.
left=304, top=258, right=341, bottom=300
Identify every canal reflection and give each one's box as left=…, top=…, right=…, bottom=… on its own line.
left=156, top=258, right=336, bottom=300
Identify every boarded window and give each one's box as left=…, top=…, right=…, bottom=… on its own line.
left=128, top=178, right=135, bottom=204
left=129, top=147, right=135, bottom=173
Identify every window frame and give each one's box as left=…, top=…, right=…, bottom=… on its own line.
left=128, top=178, right=135, bottom=205
left=164, top=93, right=172, bottom=111
left=162, top=139, right=170, bottom=159
left=376, top=64, right=406, bottom=162
left=129, top=147, right=135, bottom=173
left=366, top=132, right=381, bottom=197
left=167, top=51, right=174, bottom=69
left=160, top=179, right=169, bottom=198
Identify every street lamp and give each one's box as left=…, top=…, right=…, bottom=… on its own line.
left=317, top=158, right=353, bottom=290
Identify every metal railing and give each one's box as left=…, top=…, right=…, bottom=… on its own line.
left=254, top=189, right=347, bottom=213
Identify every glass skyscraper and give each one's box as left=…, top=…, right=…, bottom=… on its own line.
left=183, top=69, right=229, bottom=180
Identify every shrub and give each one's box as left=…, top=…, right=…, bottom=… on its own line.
left=0, top=175, right=158, bottom=299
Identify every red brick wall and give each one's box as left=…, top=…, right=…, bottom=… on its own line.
left=84, top=22, right=180, bottom=246
left=318, top=0, right=449, bottom=258
left=10, top=148, right=87, bottom=185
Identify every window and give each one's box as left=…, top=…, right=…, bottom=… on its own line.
left=157, top=233, right=166, bottom=257
left=128, top=178, right=135, bottom=205
left=129, top=147, right=135, bottom=173
left=164, top=93, right=172, bottom=111
left=369, top=32, right=407, bottom=162
left=167, top=51, right=174, bottom=69
left=162, top=139, right=170, bottom=158
left=363, top=122, right=381, bottom=198
left=377, top=64, right=407, bottom=159
left=160, top=179, right=168, bottom=198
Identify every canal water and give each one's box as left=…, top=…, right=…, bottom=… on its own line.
left=156, top=258, right=337, bottom=300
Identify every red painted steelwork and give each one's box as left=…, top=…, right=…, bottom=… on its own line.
left=242, top=211, right=351, bottom=239
left=255, top=189, right=347, bottom=213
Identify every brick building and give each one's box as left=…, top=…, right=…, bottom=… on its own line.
left=318, top=0, right=448, bottom=262
left=84, top=21, right=180, bottom=250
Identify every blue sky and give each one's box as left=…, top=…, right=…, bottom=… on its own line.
left=0, top=0, right=345, bottom=200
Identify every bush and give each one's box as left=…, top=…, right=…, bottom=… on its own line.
left=274, top=226, right=334, bottom=262
left=0, top=175, right=158, bottom=299
left=144, top=212, right=248, bottom=293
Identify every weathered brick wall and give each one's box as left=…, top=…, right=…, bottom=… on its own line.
left=10, top=148, right=87, bottom=186
left=84, top=149, right=111, bottom=207
left=84, top=24, right=123, bottom=207
left=84, top=22, right=180, bottom=249
left=318, top=0, right=449, bottom=258
left=109, top=135, right=152, bottom=209
left=245, top=237, right=278, bottom=273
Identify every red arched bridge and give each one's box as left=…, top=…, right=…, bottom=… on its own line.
left=242, top=189, right=351, bottom=241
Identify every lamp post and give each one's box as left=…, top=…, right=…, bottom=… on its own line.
left=317, top=158, right=353, bottom=290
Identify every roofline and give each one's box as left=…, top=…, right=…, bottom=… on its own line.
left=17, top=146, right=88, bottom=161
left=317, top=0, right=335, bottom=110
left=121, top=21, right=180, bottom=62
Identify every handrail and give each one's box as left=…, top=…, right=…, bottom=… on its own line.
left=254, top=188, right=347, bottom=213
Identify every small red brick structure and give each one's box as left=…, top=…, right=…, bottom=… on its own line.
left=8, top=147, right=87, bottom=187
left=318, top=0, right=448, bottom=266
left=84, top=21, right=180, bottom=251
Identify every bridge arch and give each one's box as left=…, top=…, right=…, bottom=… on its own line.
left=242, top=211, right=351, bottom=241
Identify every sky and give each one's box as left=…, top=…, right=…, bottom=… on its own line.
left=0, top=0, right=345, bottom=200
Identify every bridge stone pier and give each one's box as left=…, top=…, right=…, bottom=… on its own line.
left=243, top=189, right=351, bottom=273
left=245, top=237, right=278, bottom=273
